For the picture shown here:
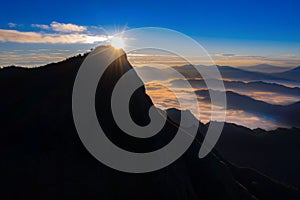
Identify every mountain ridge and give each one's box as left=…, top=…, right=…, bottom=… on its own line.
left=271, top=66, right=300, bottom=82
left=1, top=47, right=299, bottom=199
left=239, top=64, right=293, bottom=73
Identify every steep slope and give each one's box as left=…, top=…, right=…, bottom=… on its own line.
left=212, top=122, right=300, bottom=189
left=0, top=46, right=299, bottom=200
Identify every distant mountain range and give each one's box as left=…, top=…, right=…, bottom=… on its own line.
left=196, top=89, right=300, bottom=128
left=137, top=65, right=300, bottom=128
left=172, top=65, right=300, bottom=84
left=239, top=64, right=294, bottom=73
left=1, top=47, right=300, bottom=199
left=136, top=64, right=300, bottom=87
left=170, top=79, right=300, bottom=97
left=271, top=66, right=300, bottom=82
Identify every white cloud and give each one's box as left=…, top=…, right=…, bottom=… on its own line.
left=8, top=22, right=17, bottom=28
left=0, top=29, right=108, bottom=44
left=31, top=21, right=87, bottom=32
left=31, top=24, right=50, bottom=30
left=50, top=21, right=86, bottom=32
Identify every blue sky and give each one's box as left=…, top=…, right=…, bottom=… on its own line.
left=1, top=0, right=300, bottom=67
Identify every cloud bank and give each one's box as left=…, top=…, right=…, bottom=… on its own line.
left=0, top=29, right=108, bottom=44
left=32, top=21, right=87, bottom=32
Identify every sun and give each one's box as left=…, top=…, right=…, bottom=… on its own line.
left=110, top=36, right=125, bottom=49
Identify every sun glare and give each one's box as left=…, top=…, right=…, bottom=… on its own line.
left=110, top=36, right=125, bottom=49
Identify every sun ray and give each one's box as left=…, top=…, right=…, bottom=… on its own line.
left=110, top=36, right=125, bottom=49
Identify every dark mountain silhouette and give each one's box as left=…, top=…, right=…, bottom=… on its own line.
left=170, top=79, right=300, bottom=97
left=223, top=80, right=300, bottom=96
left=271, top=66, right=300, bottom=82
left=173, top=65, right=280, bottom=81
left=136, top=65, right=300, bottom=88
left=1, top=46, right=299, bottom=200
left=239, top=64, right=291, bottom=73
left=210, top=122, right=300, bottom=189
left=196, top=90, right=300, bottom=128
left=171, top=65, right=300, bottom=87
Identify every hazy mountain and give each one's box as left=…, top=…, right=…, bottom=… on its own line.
left=133, top=66, right=178, bottom=81
left=172, top=65, right=285, bottom=81
left=170, top=79, right=300, bottom=97
left=137, top=65, right=300, bottom=88
left=223, top=80, right=300, bottom=96
left=239, top=64, right=292, bottom=73
left=271, top=66, right=300, bottom=82
left=196, top=89, right=300, bottom=128
left=1, top=46, right=299, bottom=199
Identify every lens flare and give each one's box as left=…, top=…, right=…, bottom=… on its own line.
left=110, top=36, right=125, bottom=49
